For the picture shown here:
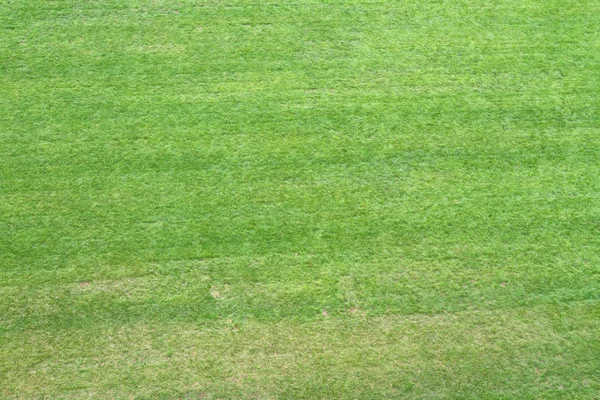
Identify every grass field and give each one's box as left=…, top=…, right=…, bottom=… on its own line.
left=2, top=0, right=600, bottom=398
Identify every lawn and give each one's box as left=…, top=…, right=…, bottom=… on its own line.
left=1, top=0, right=600, bottom=398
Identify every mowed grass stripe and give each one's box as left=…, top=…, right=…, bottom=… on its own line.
left=2, top=302, right=599, bottom=399
left=1, top=254, right=600, bottom=331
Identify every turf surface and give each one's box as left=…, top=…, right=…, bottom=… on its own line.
left=1, top=0, right=600, bottom=398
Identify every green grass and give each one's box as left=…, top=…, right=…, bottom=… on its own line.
left=1, top=0, right=600, bottom=398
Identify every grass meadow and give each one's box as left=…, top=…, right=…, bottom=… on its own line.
left=1, top=0, right=600, bottom=398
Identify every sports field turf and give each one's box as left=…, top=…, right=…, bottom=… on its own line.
left=1, top=0, right=600, bottom=398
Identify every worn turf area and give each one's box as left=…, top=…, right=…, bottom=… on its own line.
left=1, top=0, right=600, bottom=398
